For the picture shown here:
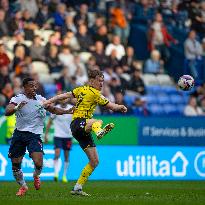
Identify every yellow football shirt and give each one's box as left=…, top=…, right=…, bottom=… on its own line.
left=72, top=85, right=109, bottom=120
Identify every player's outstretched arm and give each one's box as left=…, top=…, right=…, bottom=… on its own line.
left=5, top=101, right=27, bottom=116
left=45, top=105, right=75, bottom=115
left=43, top=92, right=73, bottom=107
left=105, top=102, right=127, bottom=113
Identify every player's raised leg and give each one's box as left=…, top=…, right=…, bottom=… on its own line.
left=71, top=147, right=99, bottom=196
left=31, top=152, right=43, bottom=190
left=86, top=119, right=115, bottom=140
left=11, top=157, right=28, bottom=196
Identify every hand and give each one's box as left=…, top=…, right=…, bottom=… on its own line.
left=65, top=106, right=75, bottom=114
left=15, top=101, right=27, bottom=111
left=42, top=100, right=51, bottom=108
left=119, top=105, right=127, bottom=113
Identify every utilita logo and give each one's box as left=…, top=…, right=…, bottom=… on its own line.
left=116, top=151, right=189, bottom=177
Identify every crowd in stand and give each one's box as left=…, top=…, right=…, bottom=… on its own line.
left=0, top=0, right=205, bottom=116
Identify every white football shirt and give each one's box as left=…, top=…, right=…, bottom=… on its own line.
left=10, top=94, right=46, bottom=134
left=50, top=104, right=73, bottom=138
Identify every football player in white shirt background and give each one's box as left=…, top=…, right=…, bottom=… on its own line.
left=45, top=98, right=73, bottom=183
left=5, top=78, right=74, bottom=196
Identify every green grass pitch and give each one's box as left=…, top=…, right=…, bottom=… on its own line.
left=0, top=181, right=205, bottom=205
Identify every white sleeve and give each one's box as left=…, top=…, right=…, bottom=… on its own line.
left=9, top=95, right=23, bottom=105
left=38, top=95, right=46, bottom=101
left=50, top=113, right=56, bottom=119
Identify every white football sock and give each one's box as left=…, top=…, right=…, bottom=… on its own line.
left=13, top=169, right=27, bottom=187
left=63, top=161, right=69, bottom=177
left=54, top=159, right=59, bottom=177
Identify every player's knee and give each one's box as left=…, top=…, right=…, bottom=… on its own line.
left=90, top=159, right=99, bottom=168
left=34, top=159, right=43, bottom=168
left=12, top=163, right=21, bottom=170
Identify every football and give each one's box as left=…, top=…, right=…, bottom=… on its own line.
left=178, top=75, right=194, bottom=91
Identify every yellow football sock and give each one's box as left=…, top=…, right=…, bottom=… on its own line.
left=77, top=163, right=94, bottom=186
left=92, top=121, right=102, bottom=134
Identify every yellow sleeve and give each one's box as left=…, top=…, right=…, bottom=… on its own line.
left=96, top=93, right=109, bottom=106
left=72, top=87, right=81, bottom=98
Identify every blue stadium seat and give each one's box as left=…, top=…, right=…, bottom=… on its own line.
left=170, top=94, right=184, bottom=104
left=124, top=95, right=136, bottom=107
left=157, top=94, right=170, bottom=104
left=163, top=104, right=179, bottom=115
left=148, top=104, right=164, bottom=115
left=146, top=85, right=162, bottom=94
left=160, top=86, right=178, bottom=94
left=146, top=94, right=158, bottom=104
left=176, top=104, right=185, bottom=115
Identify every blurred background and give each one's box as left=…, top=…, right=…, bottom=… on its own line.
left=0, top=0, right=205, bottom=181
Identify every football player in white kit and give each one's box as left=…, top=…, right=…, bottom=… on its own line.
left=5, top=78, right=74, bottom=196
left=45, top=98, right=73, bottom=183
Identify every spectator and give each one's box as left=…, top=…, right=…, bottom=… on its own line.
left=120, top=46, right=135, bottom=74
left=115, top=66, right=129, bottom=91
left=11, top=76, right=23, bottom=95
left=53, top=3, right=68, bottom=29
left=91, top=15, right=105, bottom=36
left=53, top=31, right=62, bottom=46
left=1, top=82, right=14, bottom=104
left=0, top=42, right=10, bottom=67
left=200, top=97, right=205, bottom=114
left=144, top=49, right=164, bottom=74
left=109, top=76, right=122, bottom=95
left=22, top=9, right=38, bottom=40
left=13, top=30, right=30, bottom=56
left=110, top=4, right=131, bottom=44
left=184, top=30, right=203, bottom=80
left=47, top=45, right=62, bottom=73
left=148, top=12, right=177, bottom=63
left=133, top=96, right=148, bottom=116
left=86, top=56, right=99, bottom=71
left=0, top=0, right=10, bottom=23
left=113, top=91, right=130, bottom=113
left=65, top=31, right=80, bottom=51
left=30, top=35, right=45, bottom=61
left=0, top=9, right=8, bottom=38
left=92, top=41, right=109, bottom=70
left=58, top=46, right=74, bottom=75
left=105, top=35, right=125, bottom=60
left=19, top=0, right=38, bottom=18
left=69, top=55, right=88, bottom=85
left=134, top=0, right=155, bottom=25
left=62, top=15, right=77, bottom=35
left=35, top=2, right=53, bottom=29
left=76, top=24, right=94, bottom=52
left=93, top=25, right=109, bottom=46
left=100, top=84, right=115, bottom=114
left=12, top=45, right=26, bottom=76
left=184, top=95, right=203, bottom=116
left=0, top=65, right=10, bottom=91
left=74, top=4, right=89, bottom=27
left=188, top=1, right=205, bottom=35
left=129, top=69, right=146, bottom=95
left=45, top=33, right=57, bottom=56
left=8, top=10, right=24, bottom=36
left=107, top=49, right=120, bottom=68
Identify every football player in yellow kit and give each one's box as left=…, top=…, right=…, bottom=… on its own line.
left=43, top=70, right=127, bottom=196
